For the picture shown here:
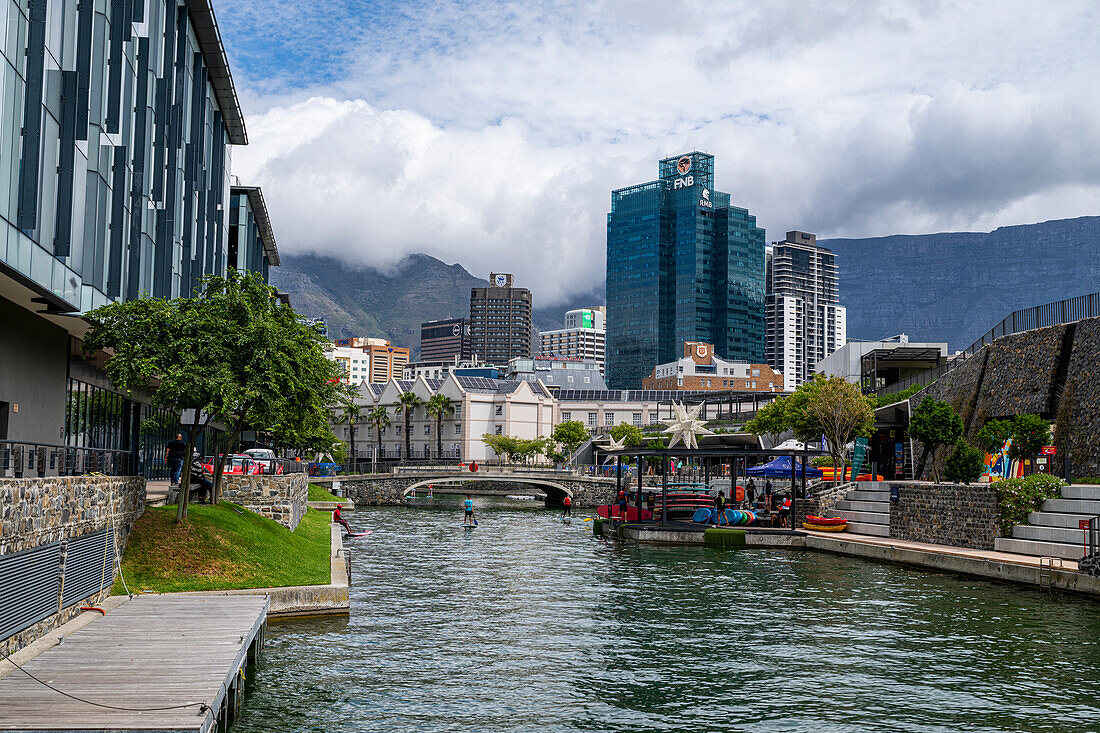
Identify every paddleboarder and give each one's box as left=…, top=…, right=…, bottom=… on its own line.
left=332, top=505, right=352, bottom=533
left=561, top=495, right=572, bottom=519
left=463, top=495, right=476, bottom=525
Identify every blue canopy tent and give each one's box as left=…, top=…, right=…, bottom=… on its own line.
left=746, top=456, right=823, bottom=478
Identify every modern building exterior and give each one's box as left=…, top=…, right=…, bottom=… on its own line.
left=419, top=318, right=471, bottom=362
left=506, top=356, right=608, bottom=392
left=538, top=307, right=606, bottom=374
left=0, top=0, right=275, bottom=470
left=469, top=273, right=532, bottom=365
left=606, top=152, right=766, bottom=389
left=640, top=342, right=783, bottom=393
left=817, top=336, right=948, bottom=392
left=764, top=231, right=846, bottom=389
left=330, top=338, right=410, bottom=385
left=350, top=374, right=556, bottom=461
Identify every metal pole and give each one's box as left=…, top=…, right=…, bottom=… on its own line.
left=637, top=453, right=643, bottom=519
left=790, top=453, right=797, bottom=500
left=616, top=454, right=621, bottom=500
left=800, top=454, right=806, bottom=498
left=661, top=454, right=668, bottom=526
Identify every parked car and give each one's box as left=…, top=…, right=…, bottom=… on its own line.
left=203, top=454, right=263, bottom=475
left=241, top=448, right=283, bottom=475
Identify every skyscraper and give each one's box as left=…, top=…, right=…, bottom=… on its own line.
left=605, top=152, right=766, bottom=389
left=420, top=318, right=471, bottom=362
left=538, top=307, right=606, bottom=374
left=469, top=273, right=532, bottom=365
left=764, top=231, right=846, bottom=389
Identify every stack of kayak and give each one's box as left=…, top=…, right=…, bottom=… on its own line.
left=801, top=515, right=848, bottom=532
left=692, top=507, right=757, bottom=526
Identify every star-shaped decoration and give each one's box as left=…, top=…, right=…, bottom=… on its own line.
left=663, top=402, right=714, bottom=450
left=604, top=434, right=628, bottom=451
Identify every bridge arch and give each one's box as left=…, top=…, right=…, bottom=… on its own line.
left=402, top=476, right=573, bottom=506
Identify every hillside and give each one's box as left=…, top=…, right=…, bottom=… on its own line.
left=271, top=253, right=597, bottom=355
left=822, top=216, right=1100, bottom=350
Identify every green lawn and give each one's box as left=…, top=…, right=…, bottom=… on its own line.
left=308, top=483, right=343, bottom=502
left=114, top=503, right=331, bottom=594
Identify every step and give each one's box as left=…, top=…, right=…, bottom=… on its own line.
left=1028, top=511, right=1097, bottom=529
left=846, top=490, right=890, bottom=503
left=1061, top=485, right=1100, bottom=500
left=827, top=509, right=889, bottom=525
left=1012, top=524, right=1091, bottom=545
left=834, top=500, right=890, bottom=514
left=1040, top=498, right=1100, bottom=515
left=993, top=537, right=1085, bottom=560
left=843, top=521, right=891, bottom=537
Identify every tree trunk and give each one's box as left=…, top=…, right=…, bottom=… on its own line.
left=348, top=418, right=355, bottom=471
left=212, top=420, right=245, bottom=504
left=376, top=428, right=382, bottom=462
left=436, top=415, right=442, bottom=459
left=404, top=410, right=411, bottom=460
left=176, top=413, right=208, bottom=522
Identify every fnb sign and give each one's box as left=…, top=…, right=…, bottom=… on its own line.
left=672, top=175, right=694, bottom=189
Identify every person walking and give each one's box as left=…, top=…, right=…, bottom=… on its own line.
left=166, top=434, right=186, bottom=486
left=713, top=490, right=727, bottom=525
left=764, top=480, right=774, bottom=511
left=747, top=478, right=757, bottom=507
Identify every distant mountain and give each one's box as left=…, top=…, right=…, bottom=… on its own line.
left=822, top=216, right=1100, bottom=351
left=270, top=253, right=596, bottom=357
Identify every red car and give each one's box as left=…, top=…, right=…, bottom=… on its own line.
left=203, top=454, right=263, bottom=475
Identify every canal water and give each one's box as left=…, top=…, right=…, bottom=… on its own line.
left=235, top=500, right=1100, bottom=732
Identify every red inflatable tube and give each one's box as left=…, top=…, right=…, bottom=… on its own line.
left=805, top=515, right=848, bottom=526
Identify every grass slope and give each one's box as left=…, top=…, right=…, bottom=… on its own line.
left=115, top=503, right=331, bottom=593
left=308, top=483, right=343, bottom=503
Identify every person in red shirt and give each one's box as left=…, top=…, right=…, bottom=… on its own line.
left=332, top=505, right=352, bottom=533
left=561, top=495, right=572, bottom=519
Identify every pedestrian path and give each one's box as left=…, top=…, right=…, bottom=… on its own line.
left=0, top=595, right=267, bottom=732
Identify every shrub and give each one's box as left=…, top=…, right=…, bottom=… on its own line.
left=992, top=474, right=1065, bottom=536
left=975, top=419, right=1012, bottom=455
left=1076, top=477, right=1100, bottom=485
left=1008, top=414, right=1050, bottom=461
left=943, top=441, right=985, bottom=484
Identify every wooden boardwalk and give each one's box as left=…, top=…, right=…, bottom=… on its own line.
left=0, top=595, right=268, bottom=732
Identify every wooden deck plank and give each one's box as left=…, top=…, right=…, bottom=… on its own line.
left=0, top=595, right=267, bottom=732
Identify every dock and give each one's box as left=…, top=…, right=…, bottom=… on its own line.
left=0, top=595, right=268, bottom=732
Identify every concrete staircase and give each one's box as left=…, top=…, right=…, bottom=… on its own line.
left=994, top=484, right=1100, bottom=560
left=827, top=486, right=891, bottom=537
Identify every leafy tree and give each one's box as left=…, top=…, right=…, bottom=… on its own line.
left=395, top=391, right=422, bottom=460
left=366, top=406, right=391, bottom=461
left=1009, top=414, right=1050, bottom=464
left=425, top=394, right=456, bottom=459
left=783, top=376, right=874, bottom=486
left=513, top=436, right=550, bottom=464
left=975, top=419, right=1013, bottom=455
left=944, top=440, right=985, bottom=484
left=339, top=400, right=362, bottom=468
left=609, top=422, right=645, bottom=448
left=745, top=397, right=789, bottom=447
left=482, top=433, right=519, bottom=462
left=910, top=398, right=964, bottom=483
left=552, top=420, right=589, bottom=464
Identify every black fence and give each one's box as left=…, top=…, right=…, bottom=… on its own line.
left=0, top=441, right=137, bottom=479
left=879, top=292, right=1100, bottom=396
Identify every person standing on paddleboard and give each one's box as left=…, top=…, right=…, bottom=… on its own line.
left=561, top=495, right=572, bottom=519
left=332, top=505, right=352, bottom=533
left=463, top=495, right=475, bottom=525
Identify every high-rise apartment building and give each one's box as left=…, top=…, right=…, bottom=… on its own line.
left=764, top=231, right=846, bottom=389
left=330, top=337, right=410, bottom=384
left=420, top=318, right=471, bottom=362
left=538, top=307, right=606, bottom=374
left=469, top=273, right=532, bottom=365
left=605, top=152, right=766, bottom=389
left=0, top=0, right=277, bottom=456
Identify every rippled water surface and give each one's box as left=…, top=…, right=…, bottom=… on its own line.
left=234, top=500, right=1100, bottom=732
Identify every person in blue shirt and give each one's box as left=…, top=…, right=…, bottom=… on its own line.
left=463, top=495, right=475, bottom=525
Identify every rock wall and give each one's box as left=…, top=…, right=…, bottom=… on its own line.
left=221, top=474, right=308, bottom=530
left=0, top=476, right=145, bottom=656
left=889, top=482, right=1000, bottom=550
left=1063, top=318, right=1100, bottom=476
left=1081, top=553, right=1100, bottom=577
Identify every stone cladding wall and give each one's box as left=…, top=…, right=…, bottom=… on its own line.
left=889, top=482, right=1000, bottom=550
left=1080, top=553, right=1100, bottom=577
left=221, top=473, right=308, bottom=530
left=0, top=476, right=145, bottom=656
left=1063, top=318, right=1100, bottom=476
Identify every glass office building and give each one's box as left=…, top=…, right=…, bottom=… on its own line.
left=605, top=152, right=765, bottom=389
left=0, top=0, right=277, bottom=469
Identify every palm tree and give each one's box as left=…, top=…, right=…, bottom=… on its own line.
left=425, top=394, right=455, bottom=460
left=340, top=401, right=361, bottom=469
left=366, top=406, right=390, bottom=462
left=396, top=391, right=422, bottom=460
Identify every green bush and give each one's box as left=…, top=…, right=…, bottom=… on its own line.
left=992, top=474, right=1065, bottom=536
left=1076, top=477, right=1100, bottom=485
left=943, top=441, right=985, bottom=484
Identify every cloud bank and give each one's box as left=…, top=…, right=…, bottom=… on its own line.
left=221, top=0, right=1100, bottom=305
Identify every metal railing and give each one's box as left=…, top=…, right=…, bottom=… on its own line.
left=0, top=440, right=137, bottom=479
left=879, top=291, right=1100, bottom=396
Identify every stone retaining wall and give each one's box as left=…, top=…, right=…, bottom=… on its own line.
left=0, top=476, right=145, bottom=656
left=889, top=482, right=1000, bottom=550
left=220, top=474, right=308, bottom=530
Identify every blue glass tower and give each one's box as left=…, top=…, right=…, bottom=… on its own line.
left=606, top=152, right=765, bottom=389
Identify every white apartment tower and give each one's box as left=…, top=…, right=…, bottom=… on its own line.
left=765, top=231, right=846, bottom=390
left=538, top=307, right=607, bottom=375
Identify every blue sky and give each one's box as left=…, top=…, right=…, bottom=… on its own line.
left=216, top=0, right=1100, bottom=304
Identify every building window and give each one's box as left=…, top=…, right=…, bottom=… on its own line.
left=425, top=425, right=430, bottom=435
left=455, top=424, right=461, bottom=435
left=752, top=368, right=760, bottom=376
left=588, top=412, right=597, bottom=426
left=562, top=411, right=571, bottom=421
left=633, top=413, right=641, bottom=426
left=650, top=413, right=659, bottom=424
left=605, top=413, right=614, bottom=426
left=395, top=426, right=402, bottom=435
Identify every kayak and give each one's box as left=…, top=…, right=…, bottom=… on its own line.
left=805, top=515, right=848, bottom=526
left=802, top=521, right=848, bottom=532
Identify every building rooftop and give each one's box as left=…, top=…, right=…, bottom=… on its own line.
left=186, top=0, right=246, bottom=144
left=230, top=185, right=278, bottom=265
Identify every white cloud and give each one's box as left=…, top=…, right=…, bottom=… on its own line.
left=228, top=0, right=1100, bottom=305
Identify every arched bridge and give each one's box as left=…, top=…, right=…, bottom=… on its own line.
left=311, top=467, right=618, bottom=508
